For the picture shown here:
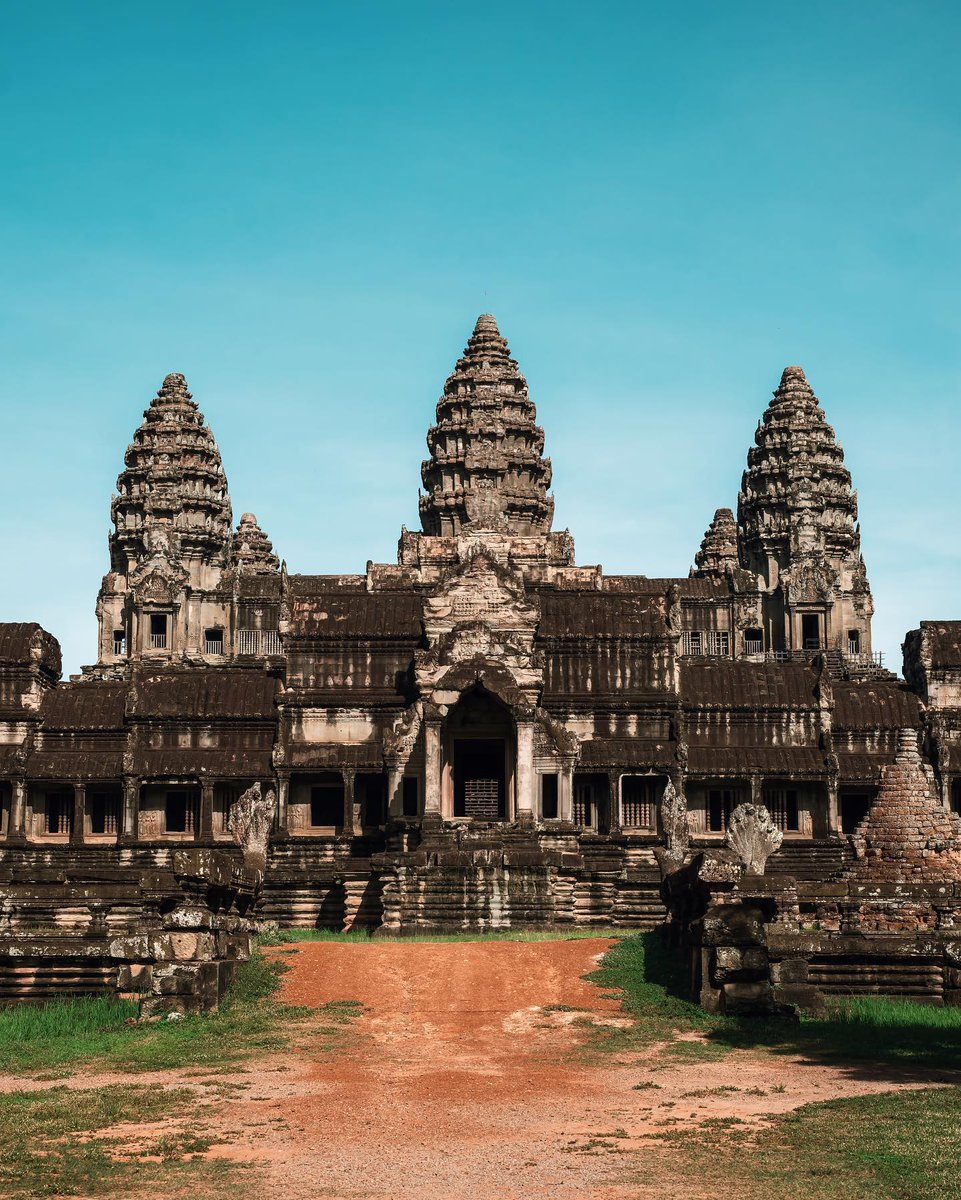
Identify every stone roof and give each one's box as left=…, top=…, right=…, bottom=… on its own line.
left=419, top=314, right=554, bottom=537
left=0, top=623, right=61, bottom=678
left=128, top=668, right=279, bottom=720
left=832, top=681, right=921, bottom=731
left=679, top=660, right=818, bottom=709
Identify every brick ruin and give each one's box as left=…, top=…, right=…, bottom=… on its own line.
left=2, top=314, right=961, bottom=1009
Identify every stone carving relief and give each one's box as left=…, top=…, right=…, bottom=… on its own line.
left=228, top=782, right=276, bottom=880
left=416, top=545, right=543, bottom=708
left=726, top=803, right=783, bottom=875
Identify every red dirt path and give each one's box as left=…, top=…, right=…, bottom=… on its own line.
left=200, top=937, right=946, bottom=1200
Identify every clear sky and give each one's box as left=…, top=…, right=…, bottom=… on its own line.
left=2, top=2, right=959, bottom=676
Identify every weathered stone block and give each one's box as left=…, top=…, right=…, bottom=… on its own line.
left=712, top=945, right=768, bottom=982
left=773, top=983, right=826, bottom=1013
left=720, top=980, right=773, bottom=1015
left=771, top=957, right=809, bottom=984
left=702, top=903, right=766, bottom=947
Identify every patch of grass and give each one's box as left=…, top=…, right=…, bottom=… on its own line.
left=0, top=949, right=353, bottom=1075
left=658, top=1087, right=961, bottom=1200
left=0, top=1084, right=252, bottom=1199
left=710, top=994, right=961, bottom=1072
left=581, top=932, right=715, bottom=1054
left=591, top=932, right=961, bottom=1072
left=0, top=995, right=140, bottom=1075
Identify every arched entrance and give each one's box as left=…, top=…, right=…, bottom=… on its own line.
left=443, top=688, right=514, bottom=820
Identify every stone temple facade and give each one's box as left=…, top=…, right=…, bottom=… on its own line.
left=2, top=314, right=960, bottom=983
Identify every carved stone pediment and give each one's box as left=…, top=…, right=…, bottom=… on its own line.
left=132, top=565, right=187, bottom=605
left=782, top=555, right=838, bottom=604
left=416, top=544, right=543, bottom=707
left=130, top=527, right=189, bottom=604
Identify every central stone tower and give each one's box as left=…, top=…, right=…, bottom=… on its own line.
left=396, top=314, right=580, bottom=583
left=419, top=313, right=554, bottom=537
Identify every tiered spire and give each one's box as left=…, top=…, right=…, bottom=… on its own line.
left=845, top=731, right=961, bottom=883
left=109, top=373, right=232, bottom=574
left=738, top=366, right=861, bottom=572
left=230, top=513, right=280, bottom=574
left=419, top=315, right=554, bottom=537
left=692, top=508, right=738, bottom=578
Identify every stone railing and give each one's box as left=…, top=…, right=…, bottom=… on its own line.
left=237, top=629, right=282, bottom=656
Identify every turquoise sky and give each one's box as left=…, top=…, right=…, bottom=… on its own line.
left=2, top=2, right=959, bottom=675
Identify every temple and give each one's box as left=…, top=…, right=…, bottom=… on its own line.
left=2, top=314, right=960, bottom=1005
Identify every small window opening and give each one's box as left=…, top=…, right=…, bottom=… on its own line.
left=541, top=774, right=559, bottom=820
left=358, top=774, right=387, bottom=827
left=310, top=781, right=345, bottom=827
left=621, top=776, right=659, bottom=828
left=402, top=776, right=419, bottom=817
left=763, top=785, right=800, bottom=832
left=165, top=790, right=198, bottom=834
left=683, top=630, right=703, bottom=656
left=950, top=780, right=961, bottom=816
left=707, top=787, right=742, bottom=833
left=847, top=630, right=861, bottom=656
left=744, top=628, right=764, bottom=655
left=205, top=627, right=224, bottom=656
left=113, top=629, right=126, bottom=656
left=89, top=792, right=120, bottom=836
left=46, top=791, right=72, bottom=836
left=149, top=613, right=168, bottom=650
left=840, top=790, right=875, bottom=834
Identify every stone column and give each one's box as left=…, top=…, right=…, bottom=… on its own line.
left=387, top=765, right=403, bottom=819
left=70, top=782, right=86, bottom=846
left=559, top=765, right=574, bottom=823
left=424, top=722, right=442, bottom=816
left=199, top=782, right=215, bottom=843
left=826, top=777, right=840, bottom=837
left=515, top=721, right=536, bottom=820
left=750, top=775, right=762, bottom=806
left=7, top=779, right=27, bottom=844
left=607, top=770, right=622, bottom=834
left=342, top=770, right=357, bottom=835
left=120, top=778, right=140, bottom=844
left=274, top=774, right=290, bottom=838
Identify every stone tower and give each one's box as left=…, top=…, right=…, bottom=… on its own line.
left=419, top=314, right=554, bottom=537
left=737, top=366, right=873, bottom=656
left=91, top=374, right=263, bottom=672
left=692, top=508, right=739, bottom=579
left=397, top=315, right=576, bottom=582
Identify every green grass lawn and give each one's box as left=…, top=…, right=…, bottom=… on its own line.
left=0, top=948, right=358, bottom=1075
left=0, top=946, right=364, bottom=1199
left=0, top=1084, right=252, bottom=1200
left=588, top=931, right=961, bottom=1071
left=658, top=1086, right=961, bottom=1200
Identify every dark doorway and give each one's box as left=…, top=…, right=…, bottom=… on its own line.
left=454, top=739, right=506, bottom=819
left=801, top=613, right=821, bottom=650
left=840, top=789, right=875, bottom=833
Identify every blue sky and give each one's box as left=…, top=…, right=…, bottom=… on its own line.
left=2, top=2, right=959, bottom=675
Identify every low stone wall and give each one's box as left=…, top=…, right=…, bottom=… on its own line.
left=663, top=854, right=961, bottom=1014
left=0, top=850, right=257, bottom=1012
